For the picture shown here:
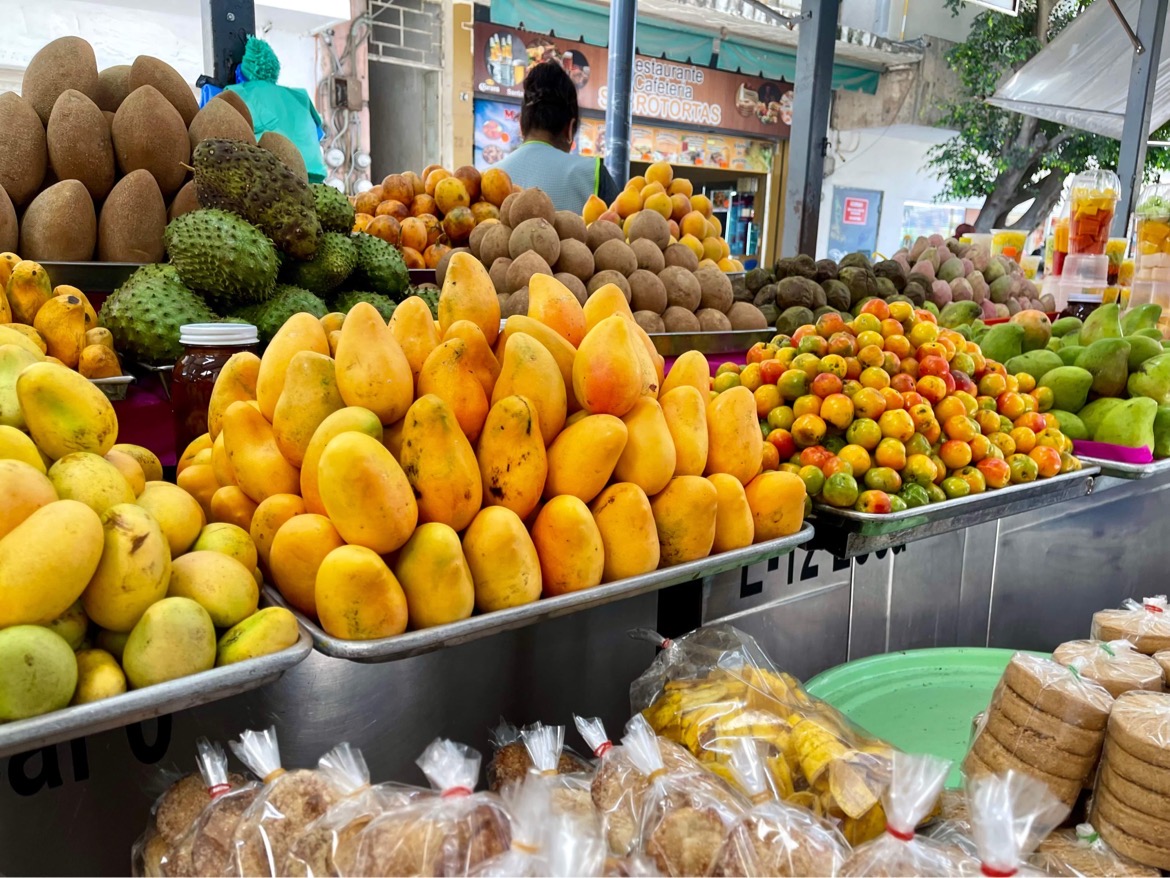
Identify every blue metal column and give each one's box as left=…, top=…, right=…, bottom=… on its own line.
left=782, top=0, right=839, bottom=257
left=201, top=0, right=257, bottom=86
left=604, top=0, right=637, bottom=189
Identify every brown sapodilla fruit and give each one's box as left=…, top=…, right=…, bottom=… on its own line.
left=47, top=89, right=115, bottom=201
left=22, top=36, right=100, bottom=124
left=112, top=85, right=190, bottom=197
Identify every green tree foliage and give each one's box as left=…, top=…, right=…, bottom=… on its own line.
left=927, top=0, right=1170, bottom=231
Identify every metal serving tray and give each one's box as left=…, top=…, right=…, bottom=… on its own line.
left=1073, top=456, right=1170, bottom=480
left=647, top=329, right=774, bottom=357
left=266, top=524, right=815, bottom=663
left=90, top=374, right=135, bottom=401
left=809, top=468, right=1099, bottom=558
left=0, top=628, right=312, bottom=759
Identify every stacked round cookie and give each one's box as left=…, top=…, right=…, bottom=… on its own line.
left=963, top=654, right=1114, bottom=809
left=1052, top=640, right=1165, bottom=698
left=1091, top=690, right=1170, bottom=871
left=1092, top=599, right=1170, bottom=654
left=1030, top=827, right=1160, bottom=877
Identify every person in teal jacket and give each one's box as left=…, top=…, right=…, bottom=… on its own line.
left=225, top=37, right=327, bottom=182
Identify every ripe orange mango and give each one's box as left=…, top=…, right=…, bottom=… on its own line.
left=394, top=522, right=475, bottom=628
left=177, top=433, right=212, bottom=476
left=744, top=471, right=807, bottom=541
left=398, top=394, right=482, bottom=531
left=705, top=386, right=764, bottom=485
left=582, top=283, right=633, bottom=333
left=207, top=351, right=260, bottom=440
left=443, top=319, right=500, bottom=399
left=176, top=462, right=218, bottom=521
left=389, top=296, right=441, bottom=383
left=209, top=485, right=258, bottom=532
left=417, top=338, right=489, bottom=442
left=544, top=414, right=627, bottom=502
left=335, top=302, right=414, bottom=425
left=249, top=493, right=305, bottom=572
left=661, top=350, right=711, bottom=397
left=268, top=513, right=344, bottom=617
left=476, top=395, right=547, bottom=520
left=590, top=482, right=659, bottom=582
left=532, top=495, right=604, bottom=596
left=613, top=398, right=675, bottom=496
left=462, top=506, right=541, bottom=613
left=708, top=473, right=754, bottom=552
left=256, top=313, right=329, bottom=421
left=211, top=432, right=237, bottom=488
left=221, top=400, right=301, bottom=503
left=272, top=351, right=345, bottom=467
left=300, top=406, right=383, bottom=515
left=498, top=315, right=579, bottom=410
left=492, top=332, right=566, bottom=446
left=318, top=432, right=417, bottom=554
left=316, top=545, right=408, bottom=640
left=651, top=476, right=718, bottom=566
left=438, top=251, right=500, bottom=345
left=528, top=274, right=586, bottom=346
left=573, top=315, right=642, bottom=417
left=660, top=386, right=708, bottom=476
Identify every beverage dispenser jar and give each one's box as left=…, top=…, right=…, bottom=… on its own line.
left=1132, top=184, right=1170, bottom=317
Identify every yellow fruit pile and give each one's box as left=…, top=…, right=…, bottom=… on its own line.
left=196, top=254, right=807, bottom=641
left=0, top=361, right=299, bottom=723
left=584, top=161, right=745, bottom=272
left=0, top=254, right=123, bottom=378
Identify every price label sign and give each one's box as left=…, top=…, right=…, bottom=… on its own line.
left=843, top=197, right=869, bottom=225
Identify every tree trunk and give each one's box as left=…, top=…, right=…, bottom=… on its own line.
left=1010, top=172, right=1065, bottom=233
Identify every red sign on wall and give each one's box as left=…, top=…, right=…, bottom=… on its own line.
left=843, top=197, right=869, bottom=225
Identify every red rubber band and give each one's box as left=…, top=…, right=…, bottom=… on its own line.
left=208, top=783, right=231, bottom=799
left=594, top=742, right=613, bottom=758
left=441, top=786, right=472, bottom=799
left=661, top=638, right=674, bottom=649
left=1146, top=603, right=1164, bottom=613
left=982, top=865, right=1017, bottom=877
left=886, top=826, right=914, bottom=842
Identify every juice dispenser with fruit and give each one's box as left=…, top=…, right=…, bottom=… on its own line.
left=1106, top=237, right=1128, bottom=286
left=1131, top=183, right=1170, bottom=312
left=1068, top=169, right=1120, bottom=255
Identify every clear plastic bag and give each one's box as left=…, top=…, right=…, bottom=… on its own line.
left=632, top=625, right=895, bottom=845
left=578, top=714, right=651, bottom=857
left=353, top=738, right=511, bottom=877
left=711, top=737, right=851, bottom=877
left=487, top=718, right=591, bottom=792
left=1029, top=824, right=1161, bottom=877
left=840, top=752, right=972, bottom=877
left=1053, top=639, right=1164, bottom=698
left=1092, top=597, right=1170, bottom=654
left=520, top=722, right=597, bottom=827
left=230, top=727, right=343, bottom=877
left=964, top=770, right=1066, bottom=877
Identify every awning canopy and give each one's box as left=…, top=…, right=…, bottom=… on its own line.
left=988, top=0, right=1170, bottom=139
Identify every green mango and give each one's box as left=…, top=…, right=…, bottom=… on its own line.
left=939, top=301, right=982, bottom=329
left=1005, top=349, right=1063, bottom=381
left=979, top=323, right=1026, bottom=365
left=1121, top=302, right=1163, bottom=335
left=1051, top=316, right=1083, bottom=338
left=1038, top=366, right=1094, bottom=413
left=1095, top=397, right=1157, bottom=450
left=1135, top=327, right=1165, bottom=340
left=1155, top=406, right=1170, bottom=458
left=923, top=301, right=940, bottom=317
left=1058, top=345, right=1085, bottom=366
left=1064, top=331, right=1082, bottom=347
left=1163, top=339, right=1170, bottom=349
left=1080, top=303, right=1123, bottom=346
left=1074, top=338, right=1131, bottom=397
left=1078, top=397, right=1126, bottom=439
left=1126, top=335, right=1164, bottom=371
left=1127, top=351, right=1170, bottom=405
left=1050, top=409, right=1088, bottom=440
left=956, top=324, right=972, bottom=340
left=1045, top=337, right=1064, bottom=352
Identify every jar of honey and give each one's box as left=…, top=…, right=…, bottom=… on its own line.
left=172, top=323, right=259, bottom=453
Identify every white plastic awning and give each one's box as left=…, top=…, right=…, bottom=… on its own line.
left=988, top=0, right=1170, bottom=139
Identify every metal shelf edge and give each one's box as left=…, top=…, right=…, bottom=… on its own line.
left=1074, top=456, right=1170, bottom=480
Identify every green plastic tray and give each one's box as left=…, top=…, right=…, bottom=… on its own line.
left=805, top=647, right=1029, bottom=788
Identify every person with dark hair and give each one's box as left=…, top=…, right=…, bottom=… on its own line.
left=495, top=61, right=620, bottom=212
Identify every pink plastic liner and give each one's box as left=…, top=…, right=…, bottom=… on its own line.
left=1072, top=439, right=1154, bottom=463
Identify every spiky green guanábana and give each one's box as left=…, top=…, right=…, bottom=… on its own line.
left=351, top=232, right=409, bottom=298
left=230, top=284, right=328, bottom=344
left=311, top=183, right=356, bottom=234
left=332, top=290, right=397, bottom=321
left=192, top=139, right=321, bottom=259
left=410, top=286, right=440, bottom=319
left=164, top=209, right=279, bottom=310
left=281, top=232, right=358, bottom=294
left=101, top=268, right=217, bottom=365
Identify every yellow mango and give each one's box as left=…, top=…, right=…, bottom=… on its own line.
left=256, top=312, right=329, bottom=421
left=590, top=482, right=659, bottom=582
left=389, top=296, right=441, bottom=383
left=0, top=253, right=17, bottom=288
left=320, top=311, right=345, bottom=335
left=104, top=449, right=146, bottom=495
left=582, top=282, right=634, bottom=333
left=651, top=476, right=718, bottom=566
left=210, top=431, right=236, bottom=486
left=177, top=433, right=213, bottom=476
left=167, top=550, right=258, bottom=627
left=706, top=386, right=764, bottom=485
left=0, top=344, right=41, bottom=428
left=48, top=451, right=135, bottom=515
left=335, top=302, right=414, bottom=424
left=45, top=600, right=88, bottom=649
left=661, top=350, right=711, bottom=397
left=0, top=458, right=57, bottom=539
left=462, top=506, right=541, bottom=613
left=443, top=319, right=500, bottom=399
left=499, top=315, right=578, bottom=410
left=394, top=522, right=475, bottom=629
left=191, top=448, right=213, bottom=467
left=17, top=361, right=117, bottom=459
left=382, top=418, right=405, bottom=458
left=0, top=424, right=45, bottom=472
left=438, top=251, right=500, bottom=345
left=660, top=386, right=709, bottom=476
left=328, top=329, right=341, bottom=357
left=630, top=322, right=664, bottom=397
left=86, top=326, right=115, bottom=349
left=573, top=315, right=642, bottom=417
left=122, top=597, right=216, bottom=689
left=300, top=406, right=382, bottom=515
left=53, top=285, right=98, bottom=330
left=532, top=495, right=604, bottom=596
left=268, top=513, right=344, bottom=616
left=249, top=493, right=305, bottom=571
left=613, top=398, right=675, bottom=496
left=708, top=473, right=754, bottom=552
left=0, top=499, right=104, bottom=627
left=417, top=338, right=489, bottom=442
left=82, top=503, right=171, bottom=632
left=544, top=414, right=627, bottom=502
left=209, top=485, right=258, bottom=531
left=32, top=294, right=86, bottom=368
left=72, top=648, right=127, bottom=704
left=272, top=350, right=345, bottom=467
left=529, top=273, right=586, bottom=346
left=476, top=395, right=547, bottom=519
left=77, top=344, right=121, bottom=379
left=744, top=471, right=806, bottom=541
left=6, top=260, right=52, bottom=324
left=2, top=322, right=48, bottom=354
left=112, top=443, right=163, bottom=482
left=492, top=332, right=566, bottom=446
left=192, top=522, right=257, bottom=571
left=207, top=351, right=261, bottom=440
left=221, top=400, right=301, bottom=503
left=316, top=545, right=409, bottom=640
left=136, top=480, right=205, bottom=557
left=216, top=606, right=300, bottom=666
left=176, top=463, right=219, bottom=521
left=318, top=432, right=417, bottom=554
left=399, top=394, right=482, bottom=531
left=0, top=325, right=46, bottom=357
left=0, top=285, right=8, bottom=322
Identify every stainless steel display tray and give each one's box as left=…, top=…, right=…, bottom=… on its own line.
left=647, top=329, right=774, bottom=357
left=1073, top=456, right=1170, bottom=480
left=809, top=468, right=1099, bottom=558
left=0, top=628, right=312, bottom=758
left=90, top=374, right=135, bottom=401
left=266, top=524, right=815, bottom=663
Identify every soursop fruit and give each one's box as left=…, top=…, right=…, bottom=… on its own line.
left=332, top=290, right=397, bottom=321
left=164, top=209, right=279, bottom=310
left=410, top=286, right=440, bottom=319
left=192, top=139, right=321, bottom=259
left=231, top=284, right=327, bottom=344
left=282, top=232, right=357, bottom=294
left=351, top=232, right=409, bottom=298
left=101, top=269, right=217, bottom=365
left=311, top=183, right=356, bottom=234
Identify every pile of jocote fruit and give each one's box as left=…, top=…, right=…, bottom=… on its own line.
left=0, top=361, right=299, bottom=723
left=726, top=298, right=1083, bottom=513
left=193, top=252, right=807, bottom=641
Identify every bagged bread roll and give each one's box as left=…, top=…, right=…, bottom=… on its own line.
left=963, top=770, right=1066, bottom=878
left=1029, top=824, right=1161, bottom=877
left=1053, top=640, right=1164, bottom=697
left=520, top=722, right=597, bottom=827
left=1092, top=598, right=1170, bottom=654
left=487, top=719, right=591, bottom=792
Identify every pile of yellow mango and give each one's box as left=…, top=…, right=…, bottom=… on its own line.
left=0, top=362, right=299, bottom=723
left=185, top=254, right=808, bottom=640
left=0, top=255, right=122, bottom=378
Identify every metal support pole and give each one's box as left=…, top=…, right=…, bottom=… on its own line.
left=201, top=0, right=257, bottom=87
left=1113, top=0, right=1168, bottom=237
left=781, top=0, right=838, bottom=258
left=604, top=0, right=637, bottom=189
